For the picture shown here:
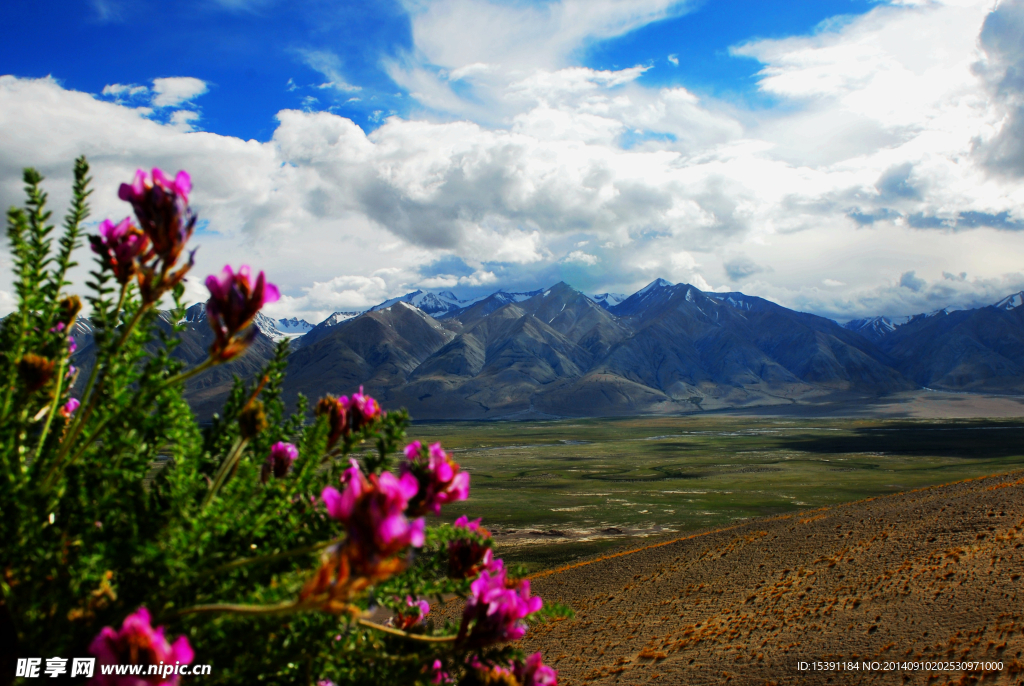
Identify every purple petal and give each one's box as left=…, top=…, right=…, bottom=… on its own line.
left=174, top=170, right=192, bottom=199
left=409, top=516, right=426, bottom=547
left=321, top=486, right=345, bottom=520
left=263, top=278, right=280, bottom=305
left=377, top=513, right=408, bottom=544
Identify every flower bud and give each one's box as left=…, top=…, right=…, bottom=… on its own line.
left=90, top=218, right=150, bottom=286
left=58, top=295, right=82, bottom=329
left=118, top=168, right=195, bottom=269
left=261, top=441, right=298, bottom=483
left=205, top=265, right=280, bottom=362
left=60, top=398, right=80, bottom=419
left=18, top=354, right=55, bottom=393
left=238, top=399, right=268, bottom=439
left=315, top=395, right=347, bottom=450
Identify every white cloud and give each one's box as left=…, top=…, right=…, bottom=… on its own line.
left=151, top=77, right=209, bottom=108
left=169, top=110, right=201, bottom=132
left=297, top=50, right=362, bottom=93
left=563, top=250, right=599, bottom=265
left=102, top=83, right=148, bottom=100
left=668, top=54, right=679, bottom=66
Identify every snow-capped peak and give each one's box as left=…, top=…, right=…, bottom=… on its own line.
left=994, top=291, right=1024, bottom=311
left=370, top=290, right=470, bottom=316
left=636, top=278, right=674, bottom=296
left=318, top=311, right=360, bottom=327
left=276, top=317, right=314, bottom=335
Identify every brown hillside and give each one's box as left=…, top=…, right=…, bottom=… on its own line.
left=520, top=472, right=1024, bottom=685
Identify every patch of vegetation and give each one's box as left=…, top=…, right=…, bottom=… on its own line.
left=407, top=415, right=1024, bottom=571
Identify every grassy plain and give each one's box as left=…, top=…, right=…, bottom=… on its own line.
left=405, top=414, right=1024, bottom=571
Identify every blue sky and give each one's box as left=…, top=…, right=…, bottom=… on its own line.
left=2, top=0, right=1024, bottom=323
left=2, top=0, right=877, bottom=139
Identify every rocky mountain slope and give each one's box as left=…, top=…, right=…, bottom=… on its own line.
left=279, top=280, right=917, bottom=420
left=53, top=282, right=1024, bottom=420
left=841, top=291, right=1024, bottom=394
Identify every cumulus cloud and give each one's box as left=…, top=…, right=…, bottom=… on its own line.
left=899, top=270, right=927, bottom=292
left=563, top=250, right=599, bottom=266
left=151, top=77, right=209, bottom=108
left=974, top=0, right=1024, bottom=176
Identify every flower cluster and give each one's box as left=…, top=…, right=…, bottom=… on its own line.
left=514, top=653, right=558, bottom=686
left=458, top=559, right=542, bottom=648
left=261, top=441, right=298, bottom=483
left=400, top=441, right=470, bottom=516
left=463, top=652, right=557, bottom=686
left=392, top=595, right=430, bottom=631
left=315, top=387, right=382, bottom=450
left=89, top=607, right=193, bottom=685
left=321, top=459, right=425, bottom=560
left=116, top=168, right=197, bottom=303
left=90, top=218, right=149, bottom=286
left=303, top=458, right=428, bottom=612
left=205, top=265, right=280, bottom=362
left=447, top=516, right=494, bottom=580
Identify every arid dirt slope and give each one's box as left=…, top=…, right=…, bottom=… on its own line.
left=521, top=472, right=1024, bottom=685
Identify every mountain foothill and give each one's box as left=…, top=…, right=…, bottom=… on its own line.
left=64, top=280, right=1024, bottom=420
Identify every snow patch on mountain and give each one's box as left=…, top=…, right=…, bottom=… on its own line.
left=994, top=291, right=1024, bottom=311
left=370, top=290, right=470, bottom=316
left=276, top=317, right=314, bottom=336
left=592, top=292, right=626, bottom=310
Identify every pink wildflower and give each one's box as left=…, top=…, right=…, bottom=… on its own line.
left=393, top=595, right=430, bottom=630
left=457, top=559, right=543, bottom=648
left=448, top=516, right=493, bottom=580
left=60, top=397, right=80, bottom=419
left=205, top=265, right=280, bottom=362
left=400, top=441, right=470, bottom=516
left=321, top=459, right=425, bottom=561
left=341, top=386, right=381, bottom=432
left=513, top=653, right=558, bottom=686
left=89, top=218, right=150, bottom=285
left=316, top=388, right=381, bottom=450
left=118, top=169, right=194, bottom=264
left=88, top=607, right=194, bottom=685
left=428, top=660, right=451, bottom=684
left=261, top=441, right=298, bottom=483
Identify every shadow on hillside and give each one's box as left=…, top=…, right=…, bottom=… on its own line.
left=778, top=421, right=1024, bottom=460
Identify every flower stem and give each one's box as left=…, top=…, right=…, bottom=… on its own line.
left=202, top=537, right=343, bottom=578
left=171, top=602, right=457, bottom=643
left=163, top=356, right=216, bottom=388
left=356, top=619, right=457, bottom=643
left=202, top=436, right=249, bottom=508
left=32, top=357, right=67, bottom=463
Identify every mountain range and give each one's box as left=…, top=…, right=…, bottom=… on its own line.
left=58, top=281, right=1024, bottom=420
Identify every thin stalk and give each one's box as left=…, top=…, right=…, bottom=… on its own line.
left=55, top=283, right=129, bottom=467
left=163, top=357, right=216, bottom=388
left=202, top=436, right=249, bottom=508
left=77, top=283, right=128, bottom=411
left=202, top=537, right=342, bottom=578
left=171, top=601, right=457, bottom=643
left=356, top=619, right=457, bottom=643
left=32, top=358, right=67, bottom=462
left=40, top=413, right=111, bottom=492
